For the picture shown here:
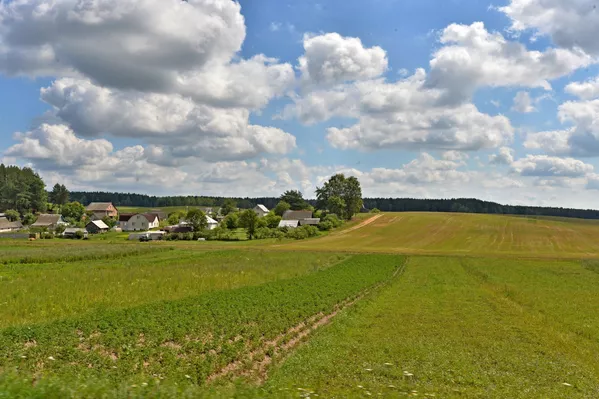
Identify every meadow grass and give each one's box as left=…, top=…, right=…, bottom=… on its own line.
left=0, top=254, right=402, bottom=397
left=275, top=212, right=599, bottom=258
left=257, top=256, right=599, bottom=398
left=0, top=249, right=350, bottom=327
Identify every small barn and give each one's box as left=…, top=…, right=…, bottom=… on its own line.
left=299, top=218, right=321, bottom=226
left=86, top=220, right=109, bottom=234
left=282, top=210, right=313, bottom=220
left=31, top=214, right=67, bottom=230
left=86, top=202, right=118, bottom=219
left=206, top=216, right=219, bottom=230
left=278, top=220, right=300, bottom=229
left=0, top=218, right=23, bottom=233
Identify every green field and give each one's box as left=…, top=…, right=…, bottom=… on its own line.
left=2, top=212, right=599, bottom=397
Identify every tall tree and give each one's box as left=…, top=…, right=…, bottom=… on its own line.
left=220, top=198, right=237, bottom=216
left=239, top=209, right=259, bottom=240
left=62, top=201, right=86, bottom=222
left=3, top=209, right=20, bottom=222
left=50, top=183, right=69, bottom=206
left=186, top=209, right=208, bottom=232
left=0, top=164, right=47, bottom=214
left=316, top=174, right=363, bottom=220
left=280, top=190, right=309, bottom=211
left=273, top=200, right=291, bottom=216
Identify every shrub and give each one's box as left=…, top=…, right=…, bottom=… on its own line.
left=74, top=231, right=85, bottom=240
left=321, top=214, right=343, bottom=228
left=318, top=220, right=334, bottom=231
left=370, top=208, right=381, bottom=213
left=286, top=225, right=319, bottom=240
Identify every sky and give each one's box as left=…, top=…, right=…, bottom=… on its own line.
left=2, top=0, right=599, bottom=208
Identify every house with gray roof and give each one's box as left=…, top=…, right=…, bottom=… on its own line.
left=0, top=217, right=23, bottom=233
left=253, top=204, right=269, bottom=217
left=31, top=214, right=67, bottom=230
left=282, top=210, right=313, bottom=221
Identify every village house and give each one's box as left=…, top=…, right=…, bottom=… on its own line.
left=299, top=218, right=321, bottom=226
left=253, top=204, right=269, bottom=217
left=86, top=202, right=119, bottom=220
left=31, top=214, right=67, bottom=230
left=0, top=217, right=23, bottom=233
left=119, top=213, right=160, bottom=231
left=279, top=210, right=320, bottom=229
left=86, top=220, right=109, bottom=234
left=206, top=216, right=219, bottom=230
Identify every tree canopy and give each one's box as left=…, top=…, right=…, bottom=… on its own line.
left=0, top=164, right=47, bottom=215
left=316, top=174, right=363, bottom=220
left=239, top=209, right=259, bottom=240
left=280, top=190, right=310, bottom=211
left=186, top=209, right=208, bottom=232
left=49, top=183, right=69, bottom=206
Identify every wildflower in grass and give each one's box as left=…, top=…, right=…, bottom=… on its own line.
left=185, top=375, right=191, bottom=379
left=47, top=356, right=55, bottom=361
left=388, top=385, right=396, bottom=388
left=384, top=362, right=393, bottom=366
left=366, top=392, right=372, bottom=396
left=141, top=383, right=148, bottom=387
left=365, top=368, right=373, bottom=371
left=357, top=385, right=364, bottom=389
left=20, top=355, right=26, bottom=359
left=562, top=382, right=572, bottom=387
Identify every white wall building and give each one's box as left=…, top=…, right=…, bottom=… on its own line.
left=253, top=204, right=269, bottom=217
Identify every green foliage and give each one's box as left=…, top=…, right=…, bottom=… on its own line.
left=101, top=216, right=118, bottom=229
left=223, top=212, right=239, bottom=229
left=220, top=198, right=237, bottom=216
left=286, top=225, right=319, bottom=240
left=273, top=200, right=291, bottom=216
left=167, top=211, right=186, bottom=226
left=0, top=164, right=47, bottom=214
left=74, top=230, right=85, bottom=239
left=316, top=174, right=363, bottom=220
left=54, top=224, right=66, bottom=235
left=254, top=227, right=285, bottom=240
left=3, top=209, right=20, bottom=222
left=61, top=201, right=86, bottom=221
left=49, top=183, right=69, bottom=206
left=264, top=212, right=282, bottom=228
left=239, top=209, right=259, bottom=239
left=318, top=220, right=334, bottom=231
left=370, top=208, right=381, bottom=213
left=22, top=213, right=36, bottom=226
left=186, top=209, right=208, bottom=232
left=280, top=190, right=310, bottom=211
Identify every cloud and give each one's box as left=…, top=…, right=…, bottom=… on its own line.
left=565, top=77, right=599, bottom=100
left=299, top=32, right=388, bottom=86
left=489, top=147, right=515, bottom=165
left=327, top=102, right=513, bottom=152
left=270, top=22, right=281, bottom=32
left=512, top=91, right=536, bottom=113
left=0, top=0, right=246, bottom=92
left=511, top=155, right=593, bottom=177
left=5, top=124, right=113, bottom=168
left=524, top=99, right=599, bottom=156
left=499, top=0, right=599, bottom=56
left=425, top=22, right=592, bottom=104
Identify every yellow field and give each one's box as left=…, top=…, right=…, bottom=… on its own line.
left=274, top=212, right=599, bottom=258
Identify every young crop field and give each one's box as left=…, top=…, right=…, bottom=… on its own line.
left=2, top=212, right=599, bottom=398
left=276, top=212, right=599, bottom=258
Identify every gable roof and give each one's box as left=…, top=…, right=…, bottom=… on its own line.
left=86, top=202, right=116, bottom=211
left=278, top=220, right=300, bottom=228
left=299, top=218, right=321, bottom=226
left=255, top=204, right=269, bottom=213
left=32, top=214, right=63, bottom=227
left=206, top=216, right=218, bottom=225
left=118, top=213, right=136, bottom=222
left=88, top=220, right=109, bottom=229
left=143, top=213, right=160, bottom=223
left=64, top=227, right=87, bottom=234
left=282, top=210, right=312, bottom=220
left=0, top=217, right=22, bottom=230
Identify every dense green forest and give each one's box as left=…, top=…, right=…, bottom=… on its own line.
left=0, top=164, right=47, bottom=214
left=69, top=191, right=599, bottom=220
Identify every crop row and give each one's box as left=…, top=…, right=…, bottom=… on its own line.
left=0, top=254, right=402, bottom=392
left=0, top=243, right=172, bottom=264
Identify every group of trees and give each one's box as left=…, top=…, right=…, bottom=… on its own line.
left=0, top=164, right=47, bottom=216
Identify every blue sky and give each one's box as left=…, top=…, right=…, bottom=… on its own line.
left=2, top=0, right=599, bottom=208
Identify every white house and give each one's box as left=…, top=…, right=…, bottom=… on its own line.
left=253, top=204, right=269, bottom=217
left=0, top=217, right=23, bottom=233
left=206, top=216, right=219, bottom=230
left=119, top=213, right=160, bottom=231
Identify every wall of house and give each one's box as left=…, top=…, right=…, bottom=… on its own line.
left=121, top=215, right=150, bottom=231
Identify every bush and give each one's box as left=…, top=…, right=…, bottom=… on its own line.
left=286, top=225, right=319, bottom=240
left=370, top=208, right=381, bottom=213
left=74, top=231, right=85, bottom=240
left=41, top=232, right=54, bottom=240
left=318, top=220, right=334, bottom=231
left=254, top=227, right=285, bottom=240
left=321, top=214, right=343, bottom=228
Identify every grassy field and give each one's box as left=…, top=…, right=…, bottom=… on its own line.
left=275, top=212, right=599, bottom=258
left=2, top=212, right=599, bottom=397
left=258, top=256, right=599, bottom=398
